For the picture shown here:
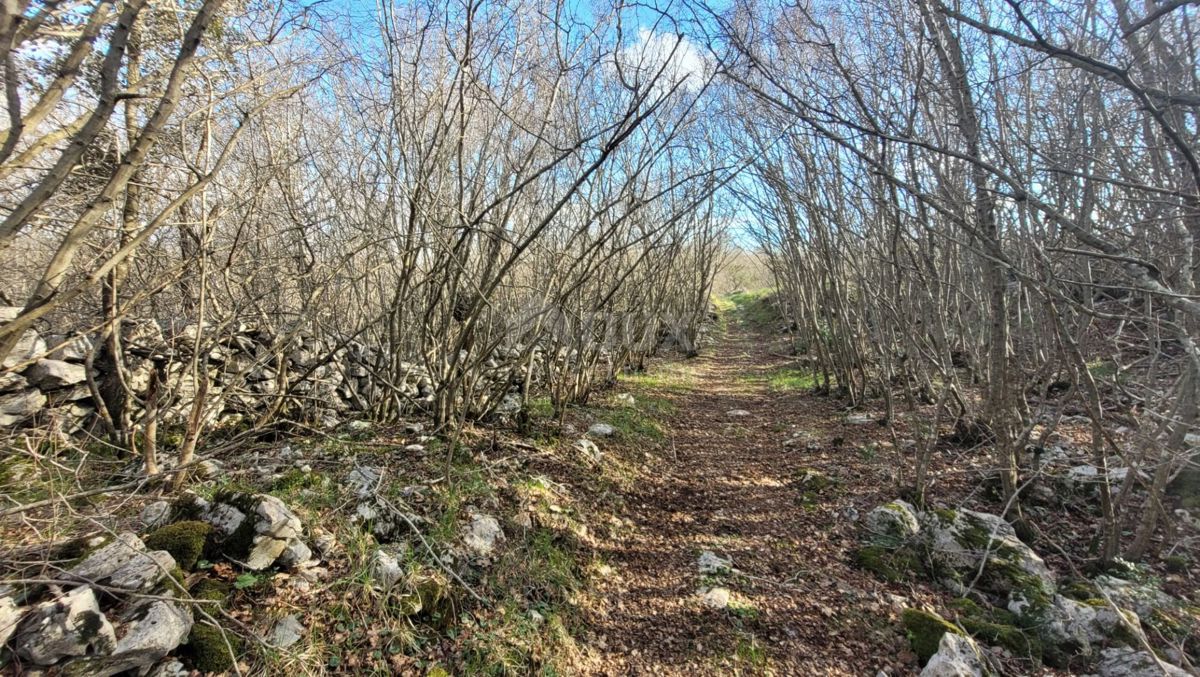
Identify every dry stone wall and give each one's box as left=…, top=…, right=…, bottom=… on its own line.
left=0, top=309, right=537, bottom=435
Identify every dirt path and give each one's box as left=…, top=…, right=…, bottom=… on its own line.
left=577, top=322, right=919, bottom=675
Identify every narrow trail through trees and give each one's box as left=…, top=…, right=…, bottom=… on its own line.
left=577, top=321, right=916, bottom=675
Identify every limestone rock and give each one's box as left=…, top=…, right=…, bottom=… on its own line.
left=573, top=438, right=602, bottom=463
left=311, top=530, right=337, bottom=558
left=202, top=502, right=246, bottom=537
left=587, top=422, right=616, bottom=437
left=194, top=493, right=302, bottom=569
left=494, top=393, right=521, bottom=415
left=14, top=586, right=116, bottom=665
left=267, top=614, right=305, bottom=648
left=3, top=329, right=47, bottom=369
left=146, top=660, right=188, bottom=677
left=0, top=371, right=26, bottom=393
left=865, top=500, right=921, bottom=544
left=1014, top=594, right=1141, bottom=653
left=697, top=550, right=732, bottom=575
left=1095, top=647, right=1191, bottom=677
left=1068, top=464, right=1131, bottom=489
left=347, top=465, right=382, bottom=498
left=245, top=494, right=303, bottom=570
left=699, top=586, right=730, bottom=609
left=462, top=512, right=504, bottom=561
left=370, top=547, right=406, bottom=592
left=0, top=594, right=24, bottom=647
left=24, top=359, right=87, bottom=389
left=105, top=550, right=176, bottom=592
left=46, top=334, right=92, bottom=362
left=920, top=632, right=984, bottom=677
left=195, top=459, right=223, bottom=479
left=277, top=539, right=313, bottom=569
left=65, top=533, right=147, bottom=585
left=924, top=509, right=1054, bottom=598
left=139, top=501, right=172, bottom=529
left=354, top=497, right=421, bottom=542
left=63, top=599, right=193, bottom=676
left=0, top=388, right=47, bottom=426
left=345, top=419, right=372, bottom=433
left=726, top=409, right=751, bottom=417
left=1093, top=574, right=1179, bottom=617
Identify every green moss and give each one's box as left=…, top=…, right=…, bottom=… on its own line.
left=189, top=578, right=233, bottom=607
left=795, top=468, right=835, bottom=492
left=183, top=623, right=243, bottom=673
left=953, top=513, right=998, bottom=550
left=1060, top=578, right=1100, bottom=601
left=1146, top=608, right=1197, bottom=643
left=734, top=631, right=768, bottom=668
left=933, top=508, right=957, bottom=525
left=948, top=598, right=1042, bottom=660
left=990, top=561, right=1054, bottom=614
left=902, top=608, right=962, bottom=664
left=598, top=406, right=666, bottom=442
left=854, top=545, right=923, bottom=582
left=143, top=521, right=212, bottom=571
left=395, top=571, right=449, bottom=617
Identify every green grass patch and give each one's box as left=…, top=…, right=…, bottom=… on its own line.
left=268, top=468, right=339, bottom=512
left=428, top=462, right=497, bottom=543
left=592, top=406, right=666, bottom=442
left=621, top=362, right=697, bottom=393
left=765, top=367, right=819, bottom=392
left=527, top=396, right=555, bottom=419
left=725, top=288, right=780, bottom=328
left=733, top=631, right=768, bottom=669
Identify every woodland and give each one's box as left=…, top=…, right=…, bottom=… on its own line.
left=0, top=0, right=1198, bottom=674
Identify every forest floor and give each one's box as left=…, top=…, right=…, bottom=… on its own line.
left=570, top=317, right=928, bottom=675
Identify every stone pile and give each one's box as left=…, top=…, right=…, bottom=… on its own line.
left=1, top=533, right=193, bottom=676
left=860, top=500, right=1194, bottom=674
left=0, top=309, right=542, bottom=434
left=0, top=308, right=94, bottom=431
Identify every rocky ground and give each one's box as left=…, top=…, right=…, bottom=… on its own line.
left=1, top=306, right=1198, bottom=675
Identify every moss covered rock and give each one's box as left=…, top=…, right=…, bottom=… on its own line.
left=924, top=509, right=1054, bottom=603
left=143, top=521, right=212, bottom=571
left=902, top=608, right=962, bottom=664
left=853, top=545, right=923, bottom=582
left=182, top=623, right=242, bottom=673
left=396, top=571, right=449, bottom=617
left=865, top=500, right=921, bottom=546
left=948, top=598, right=1042, bottom=661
